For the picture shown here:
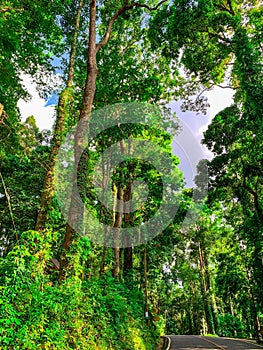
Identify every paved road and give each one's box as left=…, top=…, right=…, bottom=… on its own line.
left=167, top=335, right=263, bottom=349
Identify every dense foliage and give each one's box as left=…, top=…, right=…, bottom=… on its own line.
left=0, top=231, right=161, bottom=349
left=0, top=0, right=262, bottom=349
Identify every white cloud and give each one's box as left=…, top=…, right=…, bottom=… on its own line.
left=200, top=86, right=235, bottom=136
left=18, top=74, right=56, bottom=130
left=206, top=86, right=235, bottom=117
left=169, top=87, right=234, bottom=187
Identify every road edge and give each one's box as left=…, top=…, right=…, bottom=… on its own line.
left=198, top=335, right=263, bottom=349
left=232, top=337, right=263, bottom=348
left=162, top=336, right=171, bottom=350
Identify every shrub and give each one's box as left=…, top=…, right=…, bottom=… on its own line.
left=0, top=231, right=158, bottom=349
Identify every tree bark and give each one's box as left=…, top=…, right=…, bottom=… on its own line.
left=0, top=172, right=18, bottom=241
left=123, top=144, right=133, bottom=276
left=246, top=266, right=260, bottom=343
left=112, top=184, right=124, bottom=278
left=198, top=242, right=215, bottom=334
left=35, top=0, right=83, bottom=232
left=144, top=247, right=149, bottom=324
left=58, top=0, right=98, bottom=281
left=112, top=139, right=126, bottom=278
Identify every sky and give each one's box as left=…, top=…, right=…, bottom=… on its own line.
left=18, top=75, right=234, bottom=187
left=170, top=87, right=235, bottom=186
left=18, top=75, right=57, bottom=130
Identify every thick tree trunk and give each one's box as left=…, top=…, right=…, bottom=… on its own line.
left=123, top=139, right=133, bottom=276
left=189, top=281, right=200, bottom=334
left=112, top=184, right=124, bottom=278
left=144, top=247, right=149, bottom=324
left=59, top=0, right=98, bottom=281
left=123, top=177, right=133, bottom=277
left=228, top=287, right=234, bottom=317
left=35, top=0, right=83, bottom=232
left=35, top=89, right=70, bottom=231
left=123, top=245, right=133, bottom=276
left=112, top=139, right=127, bottom=277
left=205, top=256, right=218, bottom=334
left=198, top=243, right=215, bottom=335
left=99, top=132, right=112, bottom=276
left=246, top=266, right=260, bottom=343
left=0, top=172, right=18, bottom=241
left=100, top=206, right=110, bottom=272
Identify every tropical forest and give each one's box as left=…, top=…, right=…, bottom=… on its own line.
left=0, top=1, right=263, bottom=349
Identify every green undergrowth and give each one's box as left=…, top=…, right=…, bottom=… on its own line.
left=0, top=231, right=159, bottom=349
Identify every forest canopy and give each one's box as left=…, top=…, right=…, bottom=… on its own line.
left=0, top=0, right=262, bottom=349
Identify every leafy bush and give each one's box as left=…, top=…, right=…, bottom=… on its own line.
left=0, top=231, right=158, bottom=349
left=218, top=313, right=246, bottom=338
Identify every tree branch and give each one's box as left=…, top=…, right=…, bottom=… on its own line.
left=206, top=30, right=232, bottom=44
left=242, top=183, right=263, bottom=225
left=0, top=7, right=12, bottom=13
left=227, top=0, right=235, bottom=15
left=0, top=106, right=11, bottom=141
left=193, top=81, right=236, bottom=106
left=217, top=84, right=238, bottom=89
left=0, top=6, right=23, bottom=13
left=129, top=0, right=167, bottom=11
left=121, top=23, right=144, bottom=54
left=195, top=84, right=214, bottom=101
left=214, top=3, right=234, bottom=16
left=96, top=0, right=167, bottom=52
left=0, top=103, right=3, bottom=118
left=0, top=172, right=18, bottom=241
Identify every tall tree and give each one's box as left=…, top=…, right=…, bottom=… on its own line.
left=149, top=1, right=263, bottom=339
left=58, top=0, right=169, bottom=280
left=36, top=0, right=84, bottom=231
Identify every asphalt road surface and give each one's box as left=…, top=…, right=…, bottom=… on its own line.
left=167, top=335, right=263, bottom=349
